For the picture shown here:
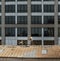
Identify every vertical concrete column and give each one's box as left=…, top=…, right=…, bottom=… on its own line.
left=42, top=0, right=44, bottom=46
left=1, top=0, right=5, bottom=45
left=54, top=0, right=58, bottom=45
left=27, top=0, right=31, bottom=45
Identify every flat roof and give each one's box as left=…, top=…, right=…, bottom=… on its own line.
left=0, top=45, right=60, bottom=58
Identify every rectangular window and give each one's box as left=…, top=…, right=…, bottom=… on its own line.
left=5, top=5, right=15, bottom=13
left=17, top=40, right=27, bottom=45
left=5, top=27, right=15, bottom=36
left=17, top=16, right=27, bottom=24
left=44, top=5, right=54, bottom=12
left=5, top=0, right=15, bottom=1
left=17, top=5, right=27, bottom=13
left=17, top=27, right=27, bottom=36
left=5, top=16, right=15, bottom=24
left=0, top=5, right=1, bottom=13
left=58, top=28, right=60, bottom=37
left=0, top=16, right=1, bottom=24
left=31, top=0, right=41, bottom=1
left=31, top=5, right=42, bottom=12
left=44, top=28, right=54, bottom=37
left=31, top=27, right=42, bottom=37
left=58, top=16, right=60, bottom=24
left=44, top=16, right=54, bottom=24
left=31, top=16, right=42, bottom=24
left=44, top=40, right=54, bottom=45
left=43, top=0, right=54, bottom=1
left=31, top=40, right=42, bottom=45
left=17, top=0, right=27, bottom=1
left=0, top=28, right=1, bottom=36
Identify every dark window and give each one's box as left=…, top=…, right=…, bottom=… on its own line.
left=17, top=16, right=27, bottom=24
left=17, top=40, right=27, bottom=45
left=17, top=5, right=27, bottom=12
left=58, top=16, right=60, bottom=24
left=5, top=16, right=15, bottom=24
left=44, top=16, right=54, bottom=24
left=17, top=27, right=27, bottom=36
left=5, top=27, right=15, bottom=36
left=44, top=0, right=54, bottom=1
left=58, top=5, right=60, bottom=12
left=31, top=5, right=42, bottom=12
left=58, top=28, right=60, bottom=37
left=31, top=40, right=42, bottom=45
left=0, top=28, right=1, bottom=36
left=44, top=5, right=54, bottom=12
left=31, top=0, right=41, bottom=1
left=44, top=28, right=54, bottom=37
left=31, top=16, right=42, bottom=24
left=5, top=5, right=15, bottom=13
left=0, top=5, right=1, bottom=13
left=31, top=27, right=42, bottom=37
left=44, top=40, right=54, bottom=45
left=5, top=0, right=15, bottom=1
left=17, top=0, right=27, bottom=1
left=0, top=16, right=1, bottom=24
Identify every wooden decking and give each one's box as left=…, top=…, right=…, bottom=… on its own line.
left=0, top=45, right=59, bottom=58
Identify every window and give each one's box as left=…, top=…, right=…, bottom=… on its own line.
left=17, top=5, right=27, bottom=12
left=31, top=5, right=42, bottom=12
left=31, top=40, right=42, bottom=45
left=0, top=5, right=1, bottom=13
left=5, top=16, right=15, bottom=24
left=58, top=28, right=60, bottom=37
left=44, top=5, right=54, bottom=12
left=17, top=0, right=27, bottom=1
left=58, top=5, right=60, bottom=12
left=17, top=40, right=27, bottom=45
left=44, top=16, right=54, bottom=24
left=44, top=28, right=54, bottom=37
left=31, top=16, right=42, bottom=24
left=5, top=27, right=15, bottom=36
left=5, top=0, right=15, bottom=1
left=0, top=16, right=1, bottom=24
left=0, top=28, right=1, bottom=36
left=17, top=16, right=27, bottom=24
left=5, top=5, right=15, bottom=13
left=44, top=0, right=54, bottom=1
left=44, top=40, right=54, bottom=45
left=31, top=27, right=42, bottom=37
left=58, top=16, right=60, bottom=24
left=17, top=27, right=27, bottom=36
left=31, top=0, right=41, bottom=1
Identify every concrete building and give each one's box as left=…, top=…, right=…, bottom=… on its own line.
left=0, top=0, right=59, bottom=45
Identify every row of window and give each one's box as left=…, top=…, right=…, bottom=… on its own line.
left=0, top=5, right=60, bottom=13
left=0, top=16, right=60, bottom=24
left=0, top=27, right=60, bottom=37
left=17, top=40, right=54, bottom=45
left=4, top=0, right=60, bottom=2
left=0, top=40, right=54, bottom=45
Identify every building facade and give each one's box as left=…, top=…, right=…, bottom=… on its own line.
left=0, top=0, right=59, bottom=45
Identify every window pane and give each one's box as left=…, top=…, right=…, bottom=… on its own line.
left=44, top=28, right=54, bottom=37
left=31, top=27, right=42, bottom=37
left=31, top=16, right=42, bottom=24
left=5, top=16, right=15, bottom=24
left=17, top=40, right=27, bottom=45
left=44, top=16, right=54, bottom=24
left=17, top=16, right=27, bottom=24
left=5, top=0, right=15, bottom=1
left=17, top=27, right=27, bottom=36
left=5, top=27, right=15, bottom=36
left=31, top=5, right=42, bottom=12
left=44, top=40, right=54, bottom=45
left=17, top=5, right=27, bottom=12
left=44, top=5, right=54, bottom=12
left=5, top=5, right=15, bottom=13
left=58, top=28, right=60, bottom=37
left=31, top=40, right=42, bottom=45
